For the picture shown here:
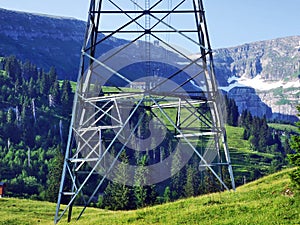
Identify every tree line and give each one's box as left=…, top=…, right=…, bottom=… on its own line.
left=0, top=55, right=297, bottom=210
left=95, top=96, right=294, bottom=210
left=225, top=95, right=294, bottom=174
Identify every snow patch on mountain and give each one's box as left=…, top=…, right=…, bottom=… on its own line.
left=219, top=75, right=300, bottom=92
left=238, top=75, right=300, bottom=91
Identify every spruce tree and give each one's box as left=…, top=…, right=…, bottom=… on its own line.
left=203, top=168, right=219, bottom=194
left=283, top=138, right=293, bottom=155
left=5, top=55, right=22, bottom=81
left=45, top=145, right=64, bottom=202
left=230, top=98, right=239, bottom=126
left=163, top=186, right=171, bottom=203
left=169, top=136, right=186, bottom=200
left=61, top=80, right=73, bottom=114
left=50, top=80, right=61, bottom=106
left=225, top=96, right=239, bottom=126
left=134, top=155, right=148, bottom=208
left=4, top=109, right=19, bottom=143
left=39, top=70, right=51, bottom=95
left=48, top=67, right=57, bottom=85
left=22, top=60, right=37, bottom=80
left=102, top=151, right=134, bottom=210
left=184, top=165, right=196, bottom=197
left=28, top=77, right=37, bottom=98
left=257, top=117, right=269, bottom=152
left=288, top=105, right=300, bottom=188
left=21, top=100, right=35, bottom=147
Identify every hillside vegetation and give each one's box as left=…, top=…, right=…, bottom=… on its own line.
left=0, top=55, right=295, bottom=209
left=0, top=168, right=299, bottom=225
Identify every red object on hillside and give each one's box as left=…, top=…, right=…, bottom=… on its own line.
left=0, top=182, right=6, bottom=197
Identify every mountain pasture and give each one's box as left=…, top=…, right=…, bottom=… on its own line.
left=0, top=168, right=298, bottom=225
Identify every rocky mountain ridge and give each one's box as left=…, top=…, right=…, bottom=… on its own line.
left=0, top=8, right=85, bottom=78
left=214, top=36, right=300, bottom=121
left=0, top=8, right=299, bottom=121
left=214, top=36, right=300, bottom=82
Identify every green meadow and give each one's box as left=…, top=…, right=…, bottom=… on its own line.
left=0, top=168, right=298, bottom=225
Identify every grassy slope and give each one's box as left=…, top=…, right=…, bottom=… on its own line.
left=268, top=123, right=299, bottom=134
left=226, top=125, right=276, bottom=181
left=0, top=168, right=299, bottom=225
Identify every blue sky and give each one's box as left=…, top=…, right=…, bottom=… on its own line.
left=0, top=0, right=299, bottom=48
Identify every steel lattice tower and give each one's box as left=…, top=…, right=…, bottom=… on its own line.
left=55, top=0, right=235, bottom=223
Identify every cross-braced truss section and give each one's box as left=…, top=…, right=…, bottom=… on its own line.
left=55, top=0, right=235, bottom=223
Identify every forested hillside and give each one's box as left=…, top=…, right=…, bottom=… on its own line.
left=0, top=55, right=73, bottom=200
left=0, top=55, right=297, bottom=209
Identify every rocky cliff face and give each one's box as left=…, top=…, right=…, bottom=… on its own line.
left=214, top=36, right=300, bottom=81
left=0, top=8, right=87, bottom=79
left=227, top=87, right=272, bottom=118
left=257, top=88, right=299, bottom=122
left=0, top=8, right=129, bottom=80
left=214, top=36, right=300, bottom=122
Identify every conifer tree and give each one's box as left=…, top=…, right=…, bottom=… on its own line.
left=170, top=144, right=185, bottom=199
left=163, top=186, right=171, bottom=203
left=20, top=100, right=35, bottom=147
left=31, top=64, right=38, bottom=81
left=288, top=105, right=300, bottom=188
left=50, top=80, right=61, bottom=105
left=45, top=145, right=64, bottom=202
left=61, top=80, right=73, bottom=113
left=257, top=116, right=270, bottom=152
left=22, top=60, right=32, bottom=80
left=48, top=67, right=57, bottom=85
left=39, top=70, right=51, bottom=95
left=4, top=109, right=19, bottom=143
left=102, top=151, right=134, bottom=210
left=5, top=55, right=22, bottom=81
left=283, top=138, right=293, bottom=155
left=225, top=95, right=239, bottom=126
left=272, top=132, right=284, bottom=155
left=184, top=165, right=196, bottom=197
left=28, top=77, right=37, bottom=98
left=203, top=168, right=219, bottom=193
left=22, top=60, right=37, bottom=80
left=134, top=155, right=148, bottom=208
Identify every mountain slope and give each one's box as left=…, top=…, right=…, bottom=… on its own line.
left=0, top=168, right=298, bottom=224
left=214, top=36, right=300, bottom=82
left=0, top=8, right=129, bottom=80
left=0, top=8, right=85, bottom=79
left=0, top=8, right=299, bottom=121
left=214, top=36, right=300, bottom=121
